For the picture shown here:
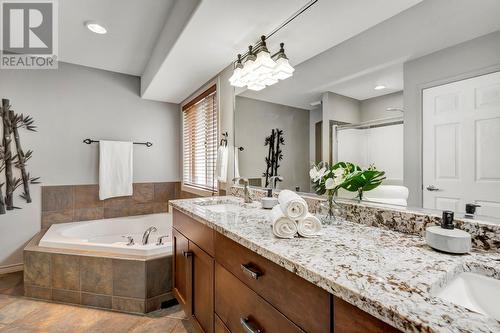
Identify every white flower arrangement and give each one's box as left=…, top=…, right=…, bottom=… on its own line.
left=310, top=161, right=386, bottom=200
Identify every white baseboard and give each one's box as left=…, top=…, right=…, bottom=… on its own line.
left=0, top=263, right=24, bottom=275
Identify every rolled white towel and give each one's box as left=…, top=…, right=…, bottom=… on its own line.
left=297, top=213, right=322, bottom=238
left=278, top=190, right=308, bottom=220
left=270, top=205, right=297, bottom=239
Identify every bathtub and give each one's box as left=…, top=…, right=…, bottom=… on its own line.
left=39, top=213, right=172, bottom=256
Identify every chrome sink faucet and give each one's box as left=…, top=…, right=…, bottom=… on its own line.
left=269, top=176, right=283, bottom=192
left=142, top=226, right=157, bottom=245
left=232, top=177, right=252, bottom=203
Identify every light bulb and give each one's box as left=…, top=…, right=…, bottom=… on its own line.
left=253, top=50, right=276, bottom=76
left=259, top=73, right=278, bottom=86
left=273, top=57, right=294, bottom=80
left=247, top=82, right=265, bottom=91
left=229, top=67, right=246, bottom=87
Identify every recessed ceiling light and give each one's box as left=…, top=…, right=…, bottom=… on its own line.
left=374, top=85, right=386, bottom=90
left=84, top=21, right=107, bottom=34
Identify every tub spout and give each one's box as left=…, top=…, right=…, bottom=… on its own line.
left=142, top=226, right=157, bottom=245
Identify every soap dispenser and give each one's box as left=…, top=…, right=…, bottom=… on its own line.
left=465, top=203, right=481, bottom=218
left=261, top=188, right=278, bottom=209
left=425, top=211, right=471, bottom=254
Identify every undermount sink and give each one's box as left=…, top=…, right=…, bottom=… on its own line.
left=203, top=203, right=242, bottom=213
left=432, top=272, right=500, bottom=320
left=194, top=200, right=259, bottom=213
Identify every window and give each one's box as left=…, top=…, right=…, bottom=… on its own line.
left=182, top=85, right=218, bottom=193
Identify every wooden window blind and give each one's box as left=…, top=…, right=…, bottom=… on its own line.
left=182, top=85, right=218, bottom=193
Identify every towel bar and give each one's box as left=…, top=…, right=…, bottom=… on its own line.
left=83, top=138, right=153, bottom=147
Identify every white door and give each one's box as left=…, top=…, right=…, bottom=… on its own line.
left=423, top=71, right=500, bottom=218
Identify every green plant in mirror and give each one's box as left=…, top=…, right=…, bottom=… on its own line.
left=341, top=164, right=386, bottom=200
left=310, top=162, right=385, bottom=200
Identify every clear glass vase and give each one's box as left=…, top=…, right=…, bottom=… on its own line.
left=319, top=192, right=343, bottom=225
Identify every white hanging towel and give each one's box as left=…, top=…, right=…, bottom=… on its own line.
left=297, top=213, right=322, bottom=238
left=234, top=146, right=240, bottom=179
left=270, top=205, right=297, bottom=239
left=278, top=189, right=308, bottom=220
left=216, top=145, right=228, bottom=182
left=99, top=140, right=133, bottom=200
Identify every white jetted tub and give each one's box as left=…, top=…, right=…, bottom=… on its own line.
left=39, top=213, right=172, bottom=256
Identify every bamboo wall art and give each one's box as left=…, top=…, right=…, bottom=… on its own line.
left=262, top=128, right=285, bottom=188
left=0, top=98, right=39, bottom=215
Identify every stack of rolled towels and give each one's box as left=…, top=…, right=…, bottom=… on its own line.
left=271, top=190, right=322, bottom=239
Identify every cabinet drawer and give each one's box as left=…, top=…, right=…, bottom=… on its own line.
left=215, top=263, right=304, bottom=333
left=215, top=233, right=331, bottom=333
left=173, top=208, right=214, bottom=256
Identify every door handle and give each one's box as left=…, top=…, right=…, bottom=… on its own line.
left=426, top=185, right=441, bottom=191
left=240, top=317, right=262, bottom=333
left=240, top=263, right=262, bottom=280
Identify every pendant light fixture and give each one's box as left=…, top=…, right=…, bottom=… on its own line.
left=229, top=36, right=294, bottom=90
left=228, top=0, right=319, bottom=91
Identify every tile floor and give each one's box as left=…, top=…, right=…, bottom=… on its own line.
left=0, top=271, right=195, bottom=333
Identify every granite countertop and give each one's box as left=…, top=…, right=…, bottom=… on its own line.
left=170, top=196, right=500, bottom=333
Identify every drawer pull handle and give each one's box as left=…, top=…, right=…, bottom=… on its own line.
left=183, top=251, right=193, bottom=258
left=240, top=263, right=262, bottom=280
left=240, top=317, right=262, bottom=333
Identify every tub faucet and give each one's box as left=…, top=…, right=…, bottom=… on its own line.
left=122, top=236, right=135, bottom=246
left=142, top=226, right=157, bottom=245
left=233, top=177, right=252, bottom=203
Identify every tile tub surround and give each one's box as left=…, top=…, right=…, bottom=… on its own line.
left=41, top=182, right=182, bottom=229
left=170, top=196, right=500, bottom=333
left=23, top=233, right=173, bottom=314
left=229, top=185, right=500, bottom=251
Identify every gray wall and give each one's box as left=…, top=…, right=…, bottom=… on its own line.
left=321, top=92, right=360, bottom=162
left=0, top=62, right=180, bottom=268
left=235, top=96, right=310, bottom=192
left=360, top=92, right=403, bottom=122
left=404, top=30, right=500, bottom=206
left=309, top=107, right=322, bottom=165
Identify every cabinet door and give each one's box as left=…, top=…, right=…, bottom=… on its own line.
left=173, top=228, right=190, bottom=314
left=190, top=241, right=214, bottom=333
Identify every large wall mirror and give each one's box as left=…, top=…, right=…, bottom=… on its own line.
left=232, top=3, right=500, bottom=222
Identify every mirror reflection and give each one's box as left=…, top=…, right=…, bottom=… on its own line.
left=233, top=14, right=500, bottom=220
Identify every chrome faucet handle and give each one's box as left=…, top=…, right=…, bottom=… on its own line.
left=156, top=235, right=169, bottom=246
left=269, top=176, right=283, bottom=189
left=122, top=236, right=135, bottom=246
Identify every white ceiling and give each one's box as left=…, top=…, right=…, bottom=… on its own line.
left=141, top=0, right=307, bottom=103
left=59, top=0, right=175, bottom=76
left=56, top=0, right=500, bottom=106
left=141, top=0, right=422, bottom=103
left=320, top=63, right=404, bottom=101
left=241, top=0, right=500, bottom=109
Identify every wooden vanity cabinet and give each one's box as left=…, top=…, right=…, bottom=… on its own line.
left=173, top=210, right=214, bottom=333
left=172, top=208, right=401, bottom=333
left=172, top=228, right=190, bottom=313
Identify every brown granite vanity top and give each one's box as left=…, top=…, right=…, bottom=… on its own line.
left=170, top=196, right=500, bottom=333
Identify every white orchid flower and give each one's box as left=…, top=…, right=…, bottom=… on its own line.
left=317, top=167, right=327, bottom=180
left=325, top=177, right=335, bottom=189
left=309, top=167, right=318, bottom=180
left=334, top=167, right=345, bottom=178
